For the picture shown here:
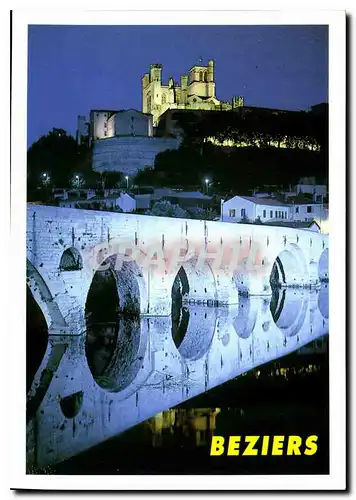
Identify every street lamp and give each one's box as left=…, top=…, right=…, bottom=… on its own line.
left=125, top=175, right=129, bottom=189
left=72, top=174, right=83, bottom=189
left=205, top=178, right=210, bottom=195
left=41, top=172, right=50, bottom=187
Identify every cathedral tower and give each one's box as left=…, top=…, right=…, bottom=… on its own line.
left=142, top=59, right=243, bottom=127
left=188, top=59, right=215, bottom=99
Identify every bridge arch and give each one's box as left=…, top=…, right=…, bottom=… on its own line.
left=269, top=243, right=309, bottom=288
left=171, top=257, right=218, bottom=306
left=59, top=247, right=83, bottom=271
left=26, top=259, right=66, bottom=330
left=88, top=252, right=148, bottom=317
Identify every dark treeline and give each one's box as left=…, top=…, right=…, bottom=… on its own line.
left=27, top=128, right=123, bottom=201
left=166, top=104, right=328, bottom=152
left=135, top=143, right=328, bottom=193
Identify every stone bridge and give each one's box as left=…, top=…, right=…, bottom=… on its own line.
left=26, top=286, right=329, bottom=470
left=27, top=205, right=329, bottom=336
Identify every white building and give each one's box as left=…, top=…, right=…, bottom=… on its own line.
left=287, top=196, right=326, bottom=224
left=116, top=193, right=136, bottom=212
left=295, top=177, right=327, bottom=202
left=221, top=196, right=289, bottom=223
left=87, top=109, right=154, bottom=142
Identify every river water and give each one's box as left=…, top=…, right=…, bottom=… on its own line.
left=26, top=283, right=329, bottom=475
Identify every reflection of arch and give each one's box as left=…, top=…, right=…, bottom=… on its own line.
left=26, top=285, right=48, bottom=394
left=172, top=307, right=190, bottom=350
left=270, top=288, right=308, bottom=337
left=318, top=248, right=329, bottom=281
left=59, top=247, right=83, bottom=271
left=318, top=284, right=329, bottom=319
left=86, top=318, right=148, bottom=392
left=26, top=259, right=66, bottom=329
left=270, top=243, right=308, bottom=287
left=233, top=295, right=258, bottom=339
left=60, top=391, right=84, bottom=419
left=174, top=306, right=216, bottom=360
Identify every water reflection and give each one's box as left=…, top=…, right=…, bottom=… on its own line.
left=145, top=408, right=221, bottom=448
left=27, top=285, right=329, bottom=471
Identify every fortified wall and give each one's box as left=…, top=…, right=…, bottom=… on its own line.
left=92, top=136, right=180, bottom=176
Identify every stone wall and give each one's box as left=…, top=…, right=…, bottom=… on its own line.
left=92, top=136, right=180, bottom=176
left=26, top=204, right=329, bottom=335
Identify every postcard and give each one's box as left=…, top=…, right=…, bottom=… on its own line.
left=9, top=8, right=346, bottom=491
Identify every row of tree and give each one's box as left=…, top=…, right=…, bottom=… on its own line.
left=171, top=105, right=328, bottom=151
left=135, top=142, right=327, bottom=192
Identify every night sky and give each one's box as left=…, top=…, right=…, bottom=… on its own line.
left=27, top=25, right=328, bottom=147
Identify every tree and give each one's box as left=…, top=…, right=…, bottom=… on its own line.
left=187, top=207, right=218, bottom=220
left=148, top=201, right=188, bottom=218
left=27, top=128, right=90, bottom=197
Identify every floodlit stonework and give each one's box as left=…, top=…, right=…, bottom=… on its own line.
left=92, top=135, right=180, bottom=176
left=27, top=204, right=328, bottom=335
left=142, top=59, right=244, bottom=126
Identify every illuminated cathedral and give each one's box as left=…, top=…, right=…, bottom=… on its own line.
left=142, top=59, right=244, bottom=126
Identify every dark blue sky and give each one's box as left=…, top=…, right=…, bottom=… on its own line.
left=27, top=25, right=328, bottom=147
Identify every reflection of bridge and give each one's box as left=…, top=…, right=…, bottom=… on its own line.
left=27, top=286, right=329, bottom=470
left=27, top=205, right=329, bottom=336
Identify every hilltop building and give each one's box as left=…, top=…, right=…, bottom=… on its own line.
left=142, top=59, right=244, bottom=126
left=76, top=109, right=179, bottom=176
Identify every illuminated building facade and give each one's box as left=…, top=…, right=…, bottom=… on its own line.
left=142, top=59, right=244, bottom=126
